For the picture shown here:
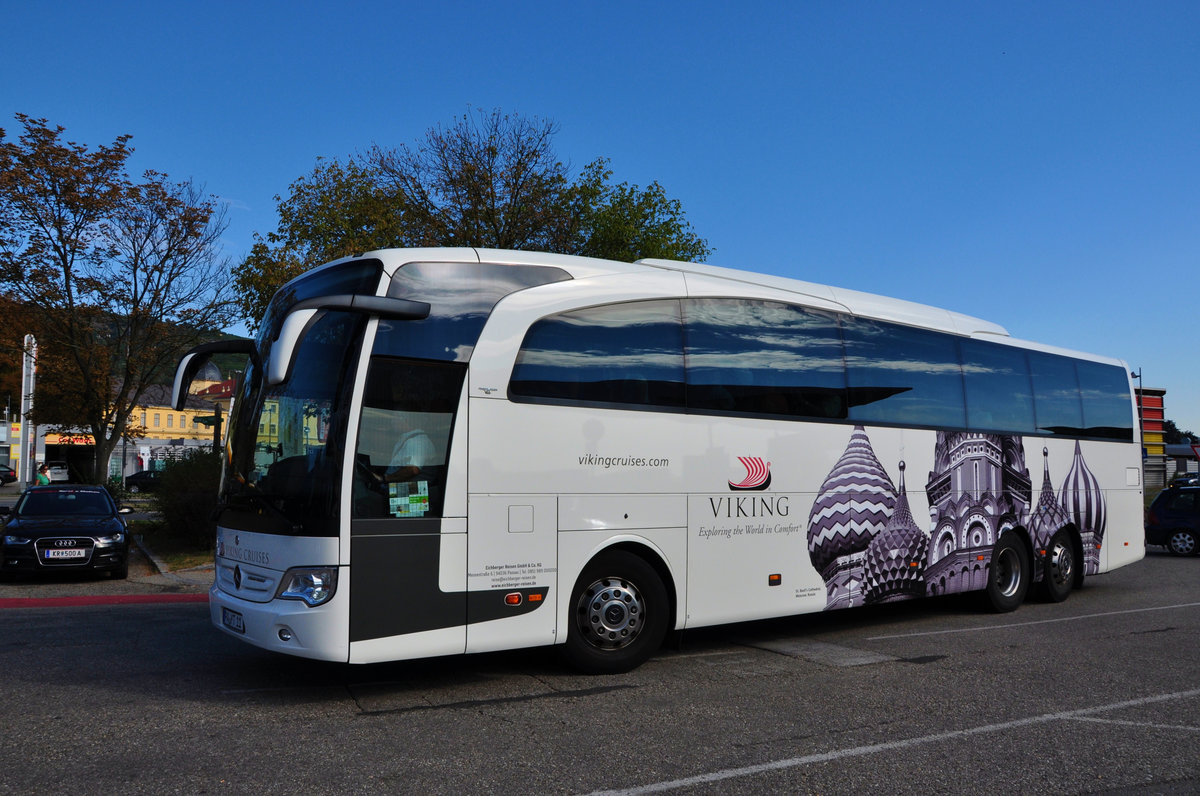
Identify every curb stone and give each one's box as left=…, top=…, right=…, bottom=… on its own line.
left=133, top=535, right=214, bottom=587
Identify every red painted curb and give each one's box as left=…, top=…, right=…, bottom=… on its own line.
left=0, top=593, right=209, bottom=609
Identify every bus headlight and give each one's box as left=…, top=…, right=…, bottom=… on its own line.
left=275, top=566, right=339, bottom=607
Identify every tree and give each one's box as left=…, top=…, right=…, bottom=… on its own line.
left=570, top=159, right=712, bottom=264
left=232, top=157, right=405, bottom=325
left=1164, top=419, right=1198, bottom=445
left=0, top=114, right=236, bottom=483
left=234, top=108, right=710, bottom=330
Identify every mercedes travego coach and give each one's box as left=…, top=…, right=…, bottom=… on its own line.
left=173, top=248, right=1144, bottom=673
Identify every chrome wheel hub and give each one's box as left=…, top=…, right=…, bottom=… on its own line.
left=577, top=576, right=644, bottom=650
left=994, top=546, right=1023, bottom=598
left=1047, top=540, right=1074, bottom=588
left=1170, top=532, right=1196, bottom=555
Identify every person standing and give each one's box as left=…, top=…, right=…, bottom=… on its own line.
left=35, top=464, right=50, bottom=485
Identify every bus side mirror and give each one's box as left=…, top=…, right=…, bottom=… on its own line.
left=268, top=308, right=321, bottom=386
left=266, top=295, right=431, bottom=387
left=173, top=339, right=258, bottom=411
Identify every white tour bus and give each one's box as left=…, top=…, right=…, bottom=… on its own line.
left=174, top=248, right=1144, bottom=673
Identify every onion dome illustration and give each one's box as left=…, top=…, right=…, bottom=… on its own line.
left=1029, top=447, right=1070, bottom=550
left=863, top=462, right=929, bottom=603
left=1060, top=440, right=1107, bottom=543
left=807, top=426, right=897, bottom=578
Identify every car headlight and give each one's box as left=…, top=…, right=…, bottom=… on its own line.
left=95, top=532, right=125, bottom=546
left=3, top=535, right=31, bottom=545
left=275, top=566, right=338, bottom=607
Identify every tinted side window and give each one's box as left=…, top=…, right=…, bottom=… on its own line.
left=1165, top=491, right=1197, bottom=513
left=843, top=317, right=965, bottom=428
left=1077, top=361, right=1134, bottom=440
left=380, top=262, right=571, bottom=362
left=1029, top=351, right=1083, bottom=435
left=510, top=300, right=685, bottom=408
left=961, top=339, right=1036, bottom=434
left=683, top=299, right=847, bottom=419
left=352, top=357, right=467, bottom=519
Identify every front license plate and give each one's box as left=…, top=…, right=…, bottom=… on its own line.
left=221, top=607, right=245, bottom=634
left=45, top=549, right=86, bottom=559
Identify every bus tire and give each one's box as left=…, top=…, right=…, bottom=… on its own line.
left=1037, top=529, right=1074, bottom=603
left=984, top=533, right=1030, bottom=613
left=563, top=550, right=668, bottom=674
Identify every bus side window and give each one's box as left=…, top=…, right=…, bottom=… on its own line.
left=352, top=357, right=466, bottom=519
left=682, top=298, right=847, bottom=420
left=843, top=316, right=966, bottom=429
left=961, top=339, right=1035, bottom=435
left=1029, top=351, right=1084, bottom=437
left=1077, top=360, right=1135, bottom=440
left=510, top=300, right=685, bottom=409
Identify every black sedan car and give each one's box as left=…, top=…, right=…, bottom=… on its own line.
left=0, top=465, right=15, bottom=484
left=123, top=469, right=161, bottom=493
left=1, top=485, right=133, bottom=578
left=1145, top=485, right=1200, bottom=556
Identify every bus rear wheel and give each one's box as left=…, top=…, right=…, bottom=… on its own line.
left=563, top=550, right=668, bottom=674
left=984, top=533, right=1030, bottom=612
left=1037, top=529, right=1074, bottom=603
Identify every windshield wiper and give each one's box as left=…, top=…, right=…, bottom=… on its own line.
left=211, top=489, right=302, bottom=535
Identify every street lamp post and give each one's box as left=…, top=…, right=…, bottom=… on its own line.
left=1131, top=368, right=1144, bottom=459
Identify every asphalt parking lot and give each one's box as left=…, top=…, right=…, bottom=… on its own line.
left=1, top=542, right=1198, bottom=794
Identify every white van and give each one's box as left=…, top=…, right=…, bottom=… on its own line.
left=45, top=460, right=70, bottom=482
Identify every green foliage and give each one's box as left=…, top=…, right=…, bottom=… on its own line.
left=233, top=108, right=711, bottom=331
left=1164, top=419, right=1199, bottom=445
left=151, top=451, right=221, bottom=550
left=571, top=160, right=710, bottom=264
left=106, top=475, right=131, bottom=503
left=233, top=158, right=406, bottom=324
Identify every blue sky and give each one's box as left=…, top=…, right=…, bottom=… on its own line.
left=5, top=1, right=1199, bottom=432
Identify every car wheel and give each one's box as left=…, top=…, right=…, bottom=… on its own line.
left=984, top=533, right=1031, bottom=612
left=562, top=550, right=669, bottom=674
left=1167, top=530, right=1197, bottom=556
left=129, top=485, right=140, bottom=494
left=1038, top=529, right=1075, bottom=602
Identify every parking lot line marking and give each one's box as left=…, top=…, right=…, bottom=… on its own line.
left=1069, top=716, right=1200, bottom=733
left=586, top=687, right=1200, bottom=796
left=863, top=601, right=1200, bottom=641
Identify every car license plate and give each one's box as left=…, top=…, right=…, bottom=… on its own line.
left=222, top=607, right=246, bottom=634
left=45, top=549, right=86, bottom=559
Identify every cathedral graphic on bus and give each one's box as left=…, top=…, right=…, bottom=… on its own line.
left=806, top=426, right=1107, bottom=610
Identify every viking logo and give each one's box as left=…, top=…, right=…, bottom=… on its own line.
left=729, top=457, right=772, bottom=490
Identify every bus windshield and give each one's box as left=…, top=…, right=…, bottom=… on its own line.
left=220, top=310, right=365, bottom=536
left=217, top=259, right=382, bottom=536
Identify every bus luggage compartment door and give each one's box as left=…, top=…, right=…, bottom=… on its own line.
left=465, top=495, right=558, bottom=653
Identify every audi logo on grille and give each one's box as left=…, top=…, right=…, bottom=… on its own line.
left=54, top=539, right=77, bottom=548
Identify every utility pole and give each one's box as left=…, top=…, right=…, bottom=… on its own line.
left=1131, top=368, right=1144, bottom=459
left=19, top=334, right=37, bottom=486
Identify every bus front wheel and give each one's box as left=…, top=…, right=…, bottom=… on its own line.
left=563, top=550, right=668, bottom=674
left=984, top=533, right=1030, bottom=612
